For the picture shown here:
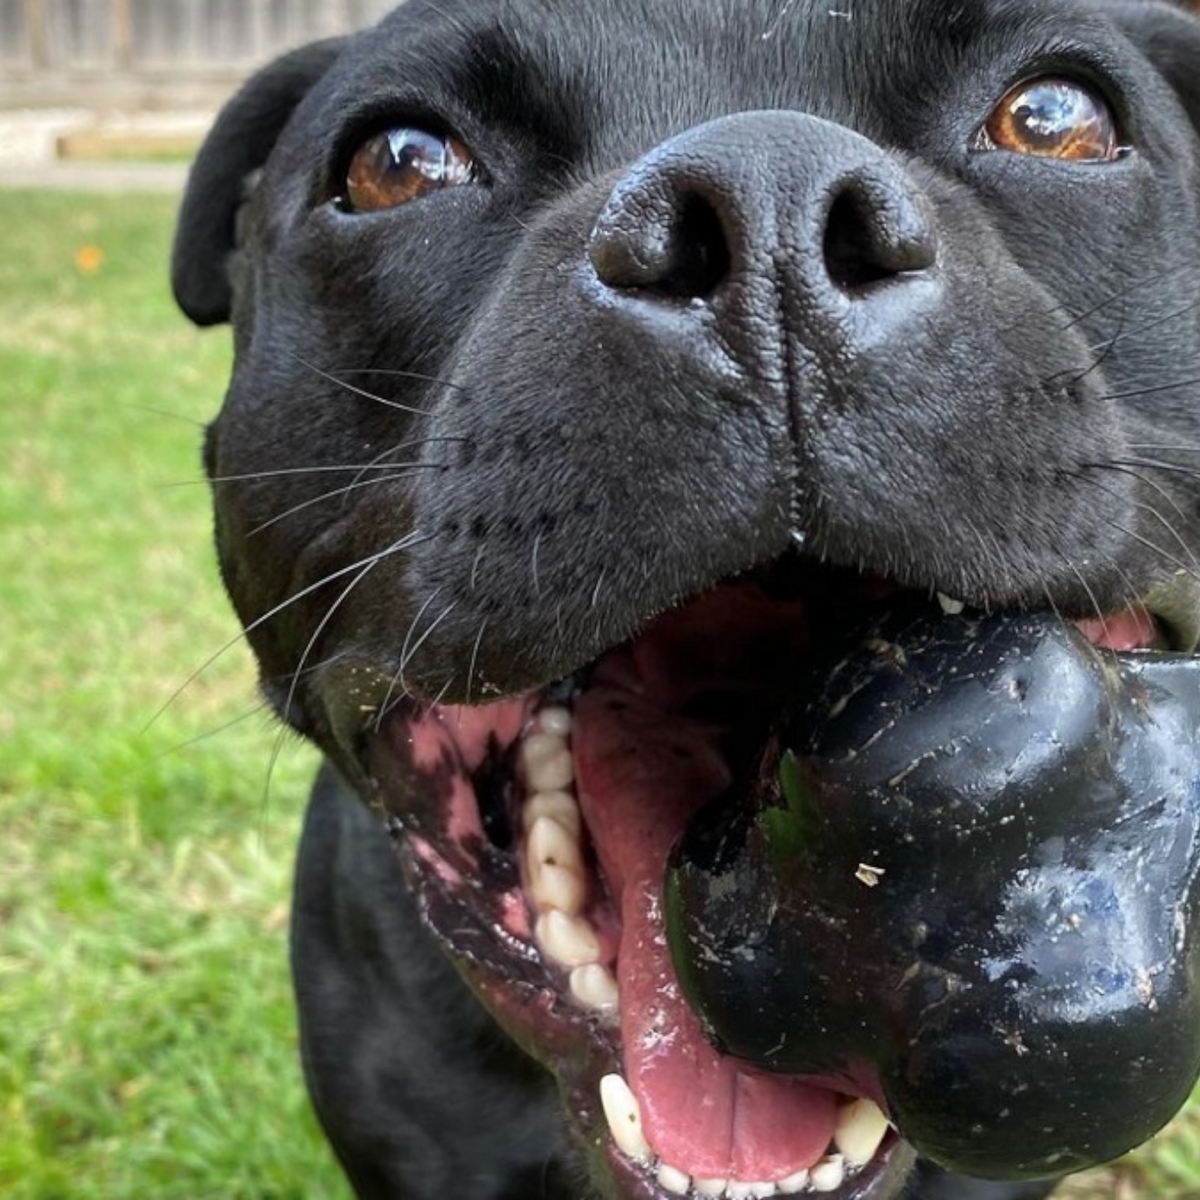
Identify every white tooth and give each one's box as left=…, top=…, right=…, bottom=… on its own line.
left=809, top=1154, right=846, bottom=1193
left=569, top=963, right=619, bottom=1012
left=937, top=592, right=965, bottom=616
left=529, top=860, right=587, bottom=914
left=657, top=1162, right=691, bottom=1195
left=535, top=909, right=600, bottom=966
left=528, top=813, right=583, bottom=871
left=537, top=705, right=573, bottom=736
left=599, top=1074, right=651, bottom=1163
left=727, top=1183, right=775, bottom=1199
left=521, top=731, right=575, bottom=791
left=527, top=817, right=586, bottom=914
left=775, top=1169, right=809, bottom=1195
left=522, top=790, right=582, bottom=839
left=834, top=1098, right=890, bottom=1166
left=693, top=1178, right=728, bottom=1197
left=854, top=863, right=885, bottom=888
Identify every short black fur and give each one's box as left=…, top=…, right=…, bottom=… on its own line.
left=173, top=1, right=1200, bottom=1196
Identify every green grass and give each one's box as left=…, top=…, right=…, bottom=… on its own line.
left=2, top=188, right=1200, bottom=1198
left=0, top=190, right=343, bottom=1198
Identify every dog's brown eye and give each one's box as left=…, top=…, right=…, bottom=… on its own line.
left=979, top=78, right=1122, bottom=161
left=344, top=127, right=476, bottom=212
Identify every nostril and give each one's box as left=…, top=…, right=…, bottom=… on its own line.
left=823, top=189, right=895, bottom=292
left=822, top=180, right=937, bottom=294
left=590, top=189, right=732, bottom=299
left=656, top=194, right=731, bottom=298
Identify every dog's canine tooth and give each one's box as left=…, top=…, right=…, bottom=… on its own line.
left=536, top=705, right=573, bottom=737
left=775, top=1168, right=809, bottom=1194
left=522, top=789, right=583, bottom=839
left=521, top=731, right=575, bottom=791
left=937, top=592, right=966, bottom=616
left=693, top=1176, right=728, bottom=1196
left=808, top=1154, right=846, bottom=1193
left=599, top=1073, right=651, bottom=1162
left=527, top=816, right=586, bottom=913
left=569, top=963, right=619, bottom=1012
left=833, top=1097, right=890, bottom=1166
left=656, top=1161, right=691, bottom=1195
left=535, top=909, right=601, bottom=966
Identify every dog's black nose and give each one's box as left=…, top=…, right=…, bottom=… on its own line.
left=589, top=110, right=937, bottom=316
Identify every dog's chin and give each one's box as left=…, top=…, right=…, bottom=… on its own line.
left=350, top=558, right=1165, bottom=1200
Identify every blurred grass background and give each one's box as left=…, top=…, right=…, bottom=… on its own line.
left=1, top=188, right=1199, bottom=1198
left=0, top=189, right=345, bottom=1197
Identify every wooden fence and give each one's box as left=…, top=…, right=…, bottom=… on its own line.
left=1, top=0, right=395, bottom=105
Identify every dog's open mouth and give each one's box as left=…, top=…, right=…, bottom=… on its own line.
left=365, top=560, right=1192, bottom=1197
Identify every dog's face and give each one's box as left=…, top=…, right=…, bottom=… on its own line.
left=174, top=0, right=1200, bottom=1196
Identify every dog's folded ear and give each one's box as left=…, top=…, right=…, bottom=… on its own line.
left=171, top=38, right=346, bottom=327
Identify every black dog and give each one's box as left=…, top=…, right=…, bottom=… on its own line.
left=172, top=1, right=1200, bottom=1196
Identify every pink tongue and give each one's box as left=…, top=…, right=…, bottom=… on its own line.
left=1075, top=604, right=1157, bottom=651
left=574, top=684, right=838, bottom=1180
